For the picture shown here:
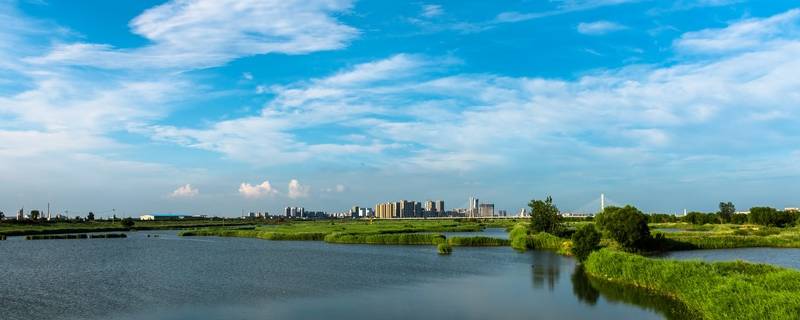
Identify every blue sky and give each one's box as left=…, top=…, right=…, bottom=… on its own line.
left=1, top=0, right=799, bottom=217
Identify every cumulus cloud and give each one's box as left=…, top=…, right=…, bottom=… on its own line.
left=288, top=179, right=310, bottom=199
left=577, top=20, right=627, bottom=35
left=170, top=184, right=199, bottom=198
left=239, top=180, right=278, bottom=198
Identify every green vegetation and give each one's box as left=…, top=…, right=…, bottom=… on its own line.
left=437, top=243, right=453, bottom=255
left=585, top=249, right=800, bottom=320
left=571, top=224, right=601, bottom=262
left=121, top=218, right=135, bottom=228
left=749, top=207, right=798, bottom=227
left=89, top=233, right=127, bottom=239
left=180, top=229, right=326, bottom=241
left=529, top=196, right=564, bottom=235
left=596, top=205, right=652, bottom=251
left=26, top=234, right=89, bottom=240
left=447, top=236, right=510, bottom=246
left=323, top=232, right=445, bottom=245
left=0, top=219, right=256, bottom=237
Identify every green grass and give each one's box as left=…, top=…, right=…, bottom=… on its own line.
left=438, top=243, right=453, bottom=255
left=323, top=232, right=446, bottom=245
left=584, top=249, right=800, bottom=320
left=179, top=229, right=326, bottom=241
left=447, top=236, right=510, bottom=246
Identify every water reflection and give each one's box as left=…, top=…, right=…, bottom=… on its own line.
left=531, top=251, right=561, bottom=290
left=570, top=265, right=599, bottom=305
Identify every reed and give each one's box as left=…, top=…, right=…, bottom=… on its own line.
left=584, top=249, right=800, bottom=320
left=447, top=236, right=510, bottom=246
left=25, top=234, right=89, bottom=240
left=438, top=243, right=453, bottom=255
left=89, top=233, right=128, bottom=239
left=323, top=232, right=446, bottom=245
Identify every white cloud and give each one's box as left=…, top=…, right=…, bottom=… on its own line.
left=28, top=0, right=359, bottom=70
left=170, top=184, right=199, bottom=198
left=239, top=180, right=278, bottom=198
left=577, top=21, right=627, bottom=35
left=421, top=4, right=443, bottom=18
left=288, top=179, right=310, bottom=199
left=242, top=72, right=253, bottom=80
left=674, top=9, right=800, bottom=54
left=144, top=9, right=800, bottom=176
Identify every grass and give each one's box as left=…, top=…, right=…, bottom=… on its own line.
left=180, top=229, right=326, bottom=241
left=323, top=232, right=446, bottom=245
left=438, top=243, right=453, bottom=255
left=584, top=249, right=800, bottom=320
left=648, top=224, right=800, bottom=250
left=447, top=236, right=510, bottom=246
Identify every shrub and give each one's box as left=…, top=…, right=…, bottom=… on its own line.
left=121, top=218, right=135, bottom=228
left=571, top=224, right=601, bottom=262
left=509, top=223, right=530, bottom=251
left=437, top=243, right=453, bottom=255
left=596, top=205, right=651, bottom=251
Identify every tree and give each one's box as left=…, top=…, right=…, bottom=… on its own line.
left=719, top=202, right=735, bottom=223
left=571, top=224, right=601, bottom=262
left=529, top=196, right=563, bottom=234
left=749, top=207, right=780, bottom=226
left=596, top=205, right=651, bottom=251
left=30, top=210, right=41, bottom=220
left=121, top=218, right=135, bottom=228
left=87, top=212, right=95, bottom=221
left=0, top=211, right=4, bottom=221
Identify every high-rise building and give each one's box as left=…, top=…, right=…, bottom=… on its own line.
left=284, top=207, right=291, bottom=217
left=468, top=197, right=479, bottom=218
left=425, top=200, right=435, bottom=212
left=436, top=200, right=445, bottom=215
left=479, top=203, right=495, bottom=217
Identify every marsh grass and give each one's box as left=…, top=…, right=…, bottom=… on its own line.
left=89, top=233, right=127, bottom=239
left=585, top=249, right=800, bottom=320
left=323, top=232, right=445, bottom=245
left=447, top=236, right=510, bottom=246
left=438, top=243, right=453, bottom=255
left=26, top=234, right=89, bottom=240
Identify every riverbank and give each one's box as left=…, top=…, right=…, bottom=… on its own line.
left=0, top=220, right=260, bottom=237
left=584, top=249, right=800, bottom=320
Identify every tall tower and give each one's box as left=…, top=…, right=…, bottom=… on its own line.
left=47, top=203, right=51, bottom=221
left=468, top=197, right=479, bottom=218
left=600, top=193, right=605, bottom=213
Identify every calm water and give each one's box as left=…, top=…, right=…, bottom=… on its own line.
left=441, top=227, right=510, bottom=239
left=662, top=248, right=800, bottom=269
left=0, top=230, right=682, bottom=320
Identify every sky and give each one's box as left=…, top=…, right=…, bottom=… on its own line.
left=1, top=0, right=799, bottom=218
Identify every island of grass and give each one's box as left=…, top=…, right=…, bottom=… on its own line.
left=179, top=219, right=517, bottom=247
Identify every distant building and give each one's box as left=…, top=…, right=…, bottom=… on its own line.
left=139, top=214, right=191, bottom=221
left=785, top=208, right=800, bottom=213
left=479, top=203, right=494, bottom=217
left=498, top=210, right=507, bottom=217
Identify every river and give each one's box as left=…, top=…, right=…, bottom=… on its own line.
left=0, top=230, right=683, bottom=319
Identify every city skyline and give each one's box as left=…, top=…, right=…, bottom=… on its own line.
left=2, top=1, right=800, bottom=216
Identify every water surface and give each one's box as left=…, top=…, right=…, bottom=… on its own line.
left=0, top=230, right=679, bottom=319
